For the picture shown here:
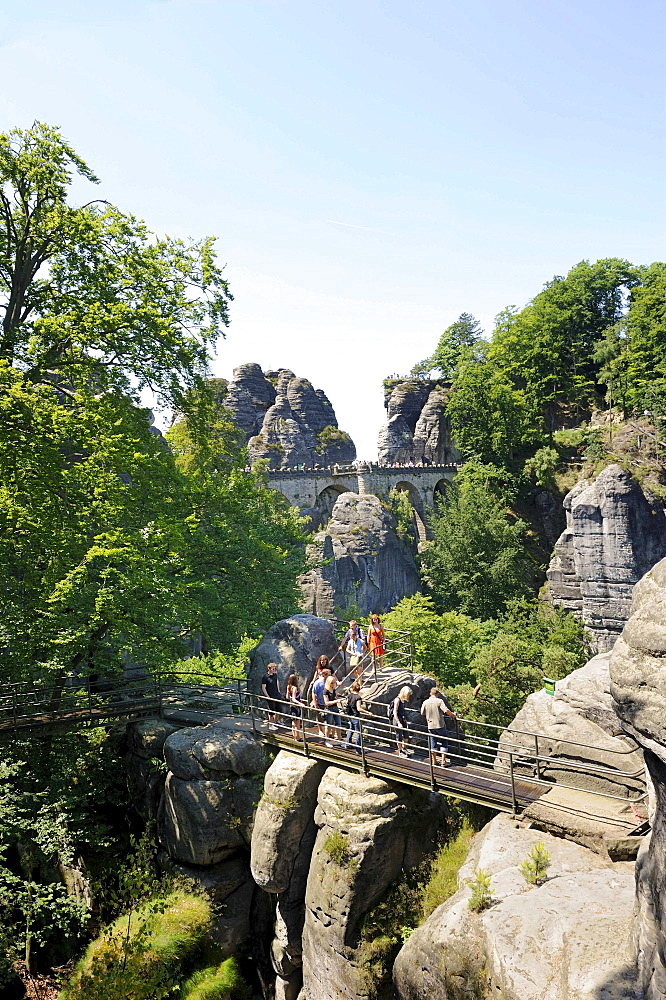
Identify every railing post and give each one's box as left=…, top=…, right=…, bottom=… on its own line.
left=88, top=680, right=92, bottom=721
left=302, top=709, right=309, bottom=757
left=250, top=696, right=256, bottom=734
left=359, top=719, right=368, bottom=776
left=373, top=655, right=377, bottom=685
left=12, top=689, right=16, bottom=727
left=508, top=752, right=518, bottom=815
left=429, top=740, right=437, bottom=791
left=534, top=735, right=541, bottom=780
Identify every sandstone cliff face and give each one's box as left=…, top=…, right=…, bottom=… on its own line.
left=377, top=379, right=460, bottom=465
left=247, top=752, right=446, bottom=1000
left=299, top=492, right=421, bottom=617
left=547, top=464, right=666, bottom=650
left=610, top=555, right=666, bottom=1000
left=220, top=363, right=355, bottom=469
left=393, top=814, right=638, bottom=1000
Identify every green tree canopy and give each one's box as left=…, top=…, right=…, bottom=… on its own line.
left=420, top=463, right=530, bottom=618
left=489, top=258, right=639, bottom=433
left=382, top=594, right=494, bottom=686
left=0, top=124, right=306, bottom=681
left=411, top=312, right=483, bottom=378
left=0, top=122, right=231, bottom=412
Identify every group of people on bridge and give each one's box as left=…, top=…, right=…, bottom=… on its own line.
left=259, top=617, right=459, bottom=769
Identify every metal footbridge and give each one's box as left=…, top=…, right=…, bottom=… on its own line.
left=0, top=621, right=648, bottom=826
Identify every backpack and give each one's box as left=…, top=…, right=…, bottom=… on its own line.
left=342, top=692, right=360, bottom=716
left=386, top=697, right=397, bottom=720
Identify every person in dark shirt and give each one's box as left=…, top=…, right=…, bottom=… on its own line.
left=345, top=680, right=372, bottom=752
left=261, top=662, right=282, bottom=730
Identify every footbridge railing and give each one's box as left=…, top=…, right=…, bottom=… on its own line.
left=245, top=691, right=647, bottom=818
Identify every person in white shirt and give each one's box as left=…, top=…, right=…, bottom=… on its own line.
left=420, top=687, right=457, bottom=767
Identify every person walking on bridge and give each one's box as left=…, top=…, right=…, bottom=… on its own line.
left=421, top=687, right=457, bottom=767
left=391, top=686, right=412, bottom=756
left=261, top=662, right=281, bottom=731
left=344, top=680, right=372, bottom=752
left=367, top=614, right=385, bottom=670
left=311, top=667, right=330, bottom=739
left=339, top=621, right=367, bottom=679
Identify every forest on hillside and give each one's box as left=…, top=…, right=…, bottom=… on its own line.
left=2, top=123, right=666, bottom=996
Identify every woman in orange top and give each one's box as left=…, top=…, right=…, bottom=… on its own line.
left=367, top=614, right=385, bottom=668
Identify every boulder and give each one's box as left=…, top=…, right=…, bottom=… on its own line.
left=247, top=615, right=337, bottom=701
left=299, top=493, right=420, bottom=617
left=610, top=555, right=666, bottom=999
left=158, top=773, right=256, bottom=865
left=495, top=652, right=644, bottom=799
left=157, top=724, right=265, bottom=865
left=301, top=767, right=445, bottom=1000
left=393, top=814, right=638, bottom=1000
left=250, top=752, right=327, bottom=892
left=126, top=718, right=178, bottom=759
left=193, top=729, right=269, bottom=776
left=163, top=722, right=269, bottom=781
left=547, top=465, right=666, bottom=650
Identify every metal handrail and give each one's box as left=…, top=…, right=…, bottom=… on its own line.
left=246, top=691, right=648, bottom=807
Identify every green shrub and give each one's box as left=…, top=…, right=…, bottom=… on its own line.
left=466, top=868, right=493, bottom=912
left=518, top=841, right=551, bottom=886
left=63, top=890, right=212, bottom=1000
left=324, top=830, right=355, bottom=868
left=421, top=822, right=476, bottom=919
left=181, top=956, right=251, bottom=999
left=523, top=446, right=560, bottom=486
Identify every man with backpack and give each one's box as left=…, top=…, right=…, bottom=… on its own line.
left=421, top=687, right=457, bottom=767
left=343, top=680, right=372, bottom=752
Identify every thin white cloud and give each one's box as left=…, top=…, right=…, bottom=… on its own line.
left=328, top=220, right=386, bottom=233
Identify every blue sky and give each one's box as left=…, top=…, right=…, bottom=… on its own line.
left=2, top=0, right=665, bottom=457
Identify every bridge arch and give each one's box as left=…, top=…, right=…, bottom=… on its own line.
left=433, top=477, right=451, bottom=510
left=268, top=488, right=292, bottom=508
left=316, top=483, right=349, bottom=525
left=393, top=480, right=428, bottom=544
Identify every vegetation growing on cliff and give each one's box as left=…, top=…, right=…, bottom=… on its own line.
left=0, top=122, right=307, bottom=989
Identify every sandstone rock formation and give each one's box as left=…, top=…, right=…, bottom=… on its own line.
left=547, top=464, right=666, bottom=650
left=302, top=767, right=445, bottom=1000
left=250, top=754, right=327, bottom=892
left=250, top=752, right=328, bottom=999
left=217, top=363, right=355, bottom=469
left=393, top=814, right=638, bottom=1000
left=299, top=492, right=420, bottom=617
left=495, top=652, right=643, bottom=799
left=610, top=555, right=666, bottom=1000
left=157, top=720, right=268, bottom=865
left=125, top=718, right=178, bottom=821
left=377, top=379, right=460, bottom=466
left=247, top=614, right=338, bottom=699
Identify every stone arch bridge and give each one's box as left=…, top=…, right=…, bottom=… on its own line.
left=266, top=463, right=460, bottom=537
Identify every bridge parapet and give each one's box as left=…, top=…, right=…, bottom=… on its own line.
left=264, top=463, right=460, bottom=515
